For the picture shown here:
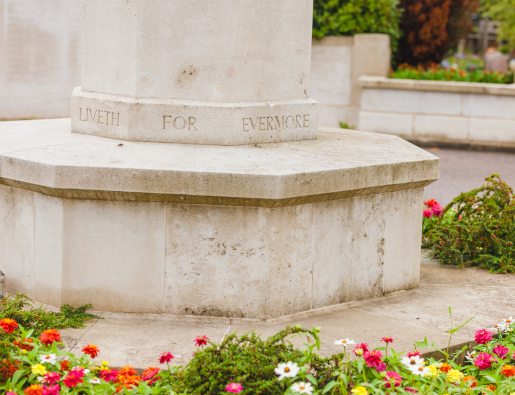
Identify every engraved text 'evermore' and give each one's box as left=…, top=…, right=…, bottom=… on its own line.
left=242, top=114, right=309, bottom=132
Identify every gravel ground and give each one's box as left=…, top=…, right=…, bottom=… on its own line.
left=422, top=147, right=515, bottom=205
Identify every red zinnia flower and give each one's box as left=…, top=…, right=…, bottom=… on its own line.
left=159, top=352, right=174, bottom=364
left=384, top=371, right=401, bottom=388
left=13, top=338, right=34, bottom=351
left=423, top=209, right=433, bottom=218
left=194, top=335, right=209, bottom=347
left=353, top=342, right=369, bottom=356
left=142, top=367, right=160, bottom=384
left=100, top=369, right=119, bottom=382
left=424, top=199, right=438, bottom=208
left=381, top=336, right=393, bottom=344
left=63, top=371, right=84, bottom=388
left=24, top=384, right=43, bottom=395
left=439, top=362, right=451, bottom=372
left=82, top=344, right=100, bottom=358
left=0, top=318, right=18, bottom=334
left=226, top=383, right=243, bottom=393
left=39, top=329, right=61, bottom=346
left=485, top=384, right=496, bottom=391
left=363, top=350, right=383, bottom=368
left=474, top=352, right=494, bottom=370
left=463, top=375, right=477, bottom=388
left=474, top=329, right=492, bottom=344
left=501, top=365, right=515, bottom=377
left=407, top=351, right=421, bottom=358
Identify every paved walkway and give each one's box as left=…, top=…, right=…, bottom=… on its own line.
left=422, top=147, right=515, bottom=205
left=59, top=254, right=515, bottom=369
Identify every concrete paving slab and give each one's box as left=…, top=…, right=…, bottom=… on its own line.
left=57, top=256, right=513, bottom=370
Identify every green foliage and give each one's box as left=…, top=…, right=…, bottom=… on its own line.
left=391, top=64, right=514, bottom=83
left=339, top=122, right=355, bottom=129
left=313, top=0, right=402, bottom=51
left=481, top=0, right=515, bottom=52
left=0, top=293, right=99, bottom=337
left=423, top=174, right=515, bottom=273
left=171, top=327, right=334, bottom=395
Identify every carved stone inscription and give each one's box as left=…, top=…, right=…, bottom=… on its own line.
left=242, top=114, right=309, bottom=132
left=79, top=108, right=120, bottom=126
left=163, top=116, right=198, bottom=131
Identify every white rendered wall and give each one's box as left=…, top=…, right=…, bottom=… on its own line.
left=0, top=0, right=81, bottom=119
left=311, top=34, right=390, bottom=128
left=359, top=78, right=515, bottom=145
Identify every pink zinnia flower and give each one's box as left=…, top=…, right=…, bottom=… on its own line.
left=376, top=362, right=386, bottom=372
left=381, top=337, right=393, bottom=344
left=353, top=342, right=369, bottom=356
left=424, top=199, right=438, bottom=208
left=405, top=388, right=419, bottom=393
left=159, top=352, right=174, bottom=364
left=423, top=209, right=433, bottom=218
left=42, top=372, right=61, bottom=385
left=431, top=204, right=443, bottom=217
left=7, top=392, right=17, bottom=395
left=194, top=335, right=209, bottom=347
left=142, top=367, right=160, bottom=385
left=363, top=350, right=383, bottom=368
left=493, top=345, right=510, bottom=359
left=474, top=352, right=494, bottom=370
left=384, top=371, right=402, bottom=388
left=62, top=371, right=84, bottom=388
left=100, top=369, right=119, bottom=382
left=42, top=384, right=60, bottom=395
left=475, top=329, right=493, bottom=344
left=407, top=351, right=421, bottom=358
left=226, top=383, right=243, bottom=393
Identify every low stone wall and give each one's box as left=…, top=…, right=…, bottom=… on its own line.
left=0, top=0, right=81, bottom=120
left=359, top=76, right=515, bottom=147
left=310, top=34, right=390, bottom=128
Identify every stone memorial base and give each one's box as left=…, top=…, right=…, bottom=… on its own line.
left=0, top=119, right=438, bottom=320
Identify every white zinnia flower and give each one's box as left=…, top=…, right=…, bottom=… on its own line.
left=409, top=365, right=431, bottom=376
left=503, top=317, right=514, bottom=325
left=291, top=381, right=314, bottom=394
left=465, top=350, right=477, bottom=362
left=275, top=361, right=299, bottom=381
left=334, top=339, right=356, bottom=347
left=89, top=377, right=101, bottom=384
left=490, top=323, right=507, bottom=332
left=39, top=353, right=57, bottom=364
left=401, top=355, right=424, bottom=368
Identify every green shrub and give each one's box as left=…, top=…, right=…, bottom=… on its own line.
left=391, top=64, right=514, bottom=83
left=170, top=327, right=336, bottom=395
left=0, top=293, right=99, bottom=337
left=312, top=0, right=402, bottom=51
left=423, top=174, right=515, bottom=273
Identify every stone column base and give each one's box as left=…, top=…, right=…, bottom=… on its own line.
left=0, top=119, right=439, bottom=319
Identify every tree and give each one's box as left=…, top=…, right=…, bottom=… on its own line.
left=481, top=0, right=515, bottom=51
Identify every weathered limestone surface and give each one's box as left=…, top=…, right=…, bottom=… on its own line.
left=0, top=119, right=438, bottom=319
left=359, top=76, right=515, bottom=145
left=71, top=0, right=318, bottom=145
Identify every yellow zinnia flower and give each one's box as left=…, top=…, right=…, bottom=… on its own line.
left=427, top=365, right=438, bottom=376
left=31, top=364, right=47, bottom=375
left=351, top=386, right=368, bottom=395
left=447, top=369, right=464, bottom=383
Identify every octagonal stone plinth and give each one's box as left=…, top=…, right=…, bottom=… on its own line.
left=0, top=119, right=438, bottom=320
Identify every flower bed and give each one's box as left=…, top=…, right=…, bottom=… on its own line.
left=1, top=313, right=515, bottom=394
left=423, top=174, right=515, bottom=273
left=390, top=64, right=514, bottom=84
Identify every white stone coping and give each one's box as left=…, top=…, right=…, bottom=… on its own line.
left=0, top=119, right=439, bottom=207
left=359, top=76, right=515, bottom=96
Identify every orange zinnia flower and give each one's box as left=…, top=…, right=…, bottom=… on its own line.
left=60, top=360, right=70, bottom=371
left=24, top=384, right=43, bottom=395
left=501, top=364, right=515, bottom=377
left=439, top=362, right=452, bottom=372
left=485, top=384, right=496, bottom=391
left=13, top=338, right=34, bottom=351
left=118, top=366, right=138, bottom=378
left=463, top=375, right=477, bottom=388
left=0, top=318, right=18, bottom=334
left=0, top=359, right=19, bottom=378
left=39, top=329, right=61, bottom=346
left=116, top=374, right=141, bottom=393
left=82, top=344, right=100, bottom=358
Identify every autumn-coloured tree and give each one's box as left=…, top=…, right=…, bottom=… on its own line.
left=395, top=0, right=452, bottom=66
